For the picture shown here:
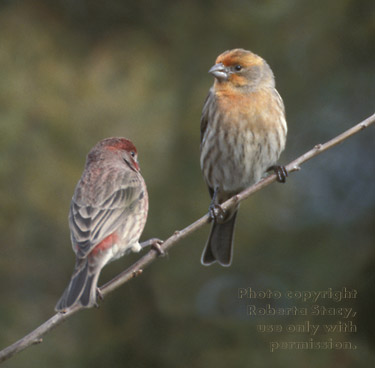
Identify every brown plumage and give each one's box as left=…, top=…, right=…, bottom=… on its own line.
left=200, top=48, right=287, bottom=266
left=56, top=137, right=149, bottom=311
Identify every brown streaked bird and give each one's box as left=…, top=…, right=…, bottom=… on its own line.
left=55, top=137, right=158, bottom=311
left=200, top=48, right=287, bottom=266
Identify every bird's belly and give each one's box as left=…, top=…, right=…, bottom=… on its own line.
left=111, top=208, right=147, bottom=261
left=201, top=126, right=281, bottom=193
left=110, top=239, right=140, bottom=261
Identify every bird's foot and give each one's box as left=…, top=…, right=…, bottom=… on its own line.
left=141, top=238, right=166, bottom=256
left=209, top=203, right=226, bottom=223
left=268, top=165, right=288, bottom=183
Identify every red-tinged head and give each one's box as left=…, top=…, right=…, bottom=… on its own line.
left=88, top=137, right=140, bottom=171
left=209, top=48, right=274, bottom=90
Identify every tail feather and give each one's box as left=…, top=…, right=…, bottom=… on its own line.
left=55, top=259, right=100, bottom=311
left=201, top=211, right=238, bottom=266
left=79, top=273, right=99, bottom=307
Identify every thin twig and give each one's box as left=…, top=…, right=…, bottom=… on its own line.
left=0, top=112, right=374, bottom=364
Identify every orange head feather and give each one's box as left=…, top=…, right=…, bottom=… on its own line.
left=209, top=48, right=274, bottom=90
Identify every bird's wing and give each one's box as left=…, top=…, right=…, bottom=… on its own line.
left=200, top=89, right=215, bottom=144
left=69, top=172, right=144, bottom=258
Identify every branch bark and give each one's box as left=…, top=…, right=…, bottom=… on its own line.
left=0, top=112, right=374, bottom=363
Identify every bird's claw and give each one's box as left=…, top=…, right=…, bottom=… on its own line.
left=141, top=238, right=165, bottom=256
left=268, top=165, right=288, bottom=183
left=209, top=203, right=226, bottom=223
left=152, top=240, right=166, bottom=257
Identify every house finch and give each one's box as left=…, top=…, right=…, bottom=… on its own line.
left=200, top=48, right=288, bottom=266
left=56, top=137, right=151, bottom=311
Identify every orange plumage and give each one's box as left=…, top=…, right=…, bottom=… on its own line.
left=200, top=48, right=287, bottom=266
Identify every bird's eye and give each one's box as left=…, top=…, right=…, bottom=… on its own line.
left=130, top=151, right=136, bottom=158
left=234, top=65, right=242, bottom=71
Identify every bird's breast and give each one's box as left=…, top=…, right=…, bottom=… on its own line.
left=200, top=89, right=286, bottom=193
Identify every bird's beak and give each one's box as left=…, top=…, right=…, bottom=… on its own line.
left=208, top=62, right=229, bottom=81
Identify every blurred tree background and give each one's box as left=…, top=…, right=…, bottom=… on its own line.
left=0, top=0, right=374, bottom=367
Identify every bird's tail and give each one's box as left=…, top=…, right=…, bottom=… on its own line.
left=201, top=210, right=238, bottom=267
left=55, top=258, right=100, bottom=312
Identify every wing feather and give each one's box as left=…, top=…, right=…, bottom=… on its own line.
left=200, top=89, right=215, bottom=144
left=69, top=171, right=143, bottom=258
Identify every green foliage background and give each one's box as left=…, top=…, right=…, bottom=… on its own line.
left=0, top=1, right=374, bottom=367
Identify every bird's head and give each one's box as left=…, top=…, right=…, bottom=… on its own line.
left=88, top=137, right=140, bottom=172
left=209, top=48, right=274, bottom=90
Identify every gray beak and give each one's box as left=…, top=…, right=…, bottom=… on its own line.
left=208, top=62, right=229, bottom=81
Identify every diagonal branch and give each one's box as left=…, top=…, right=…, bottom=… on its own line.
left=0, top=112, right=374, bottom=363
